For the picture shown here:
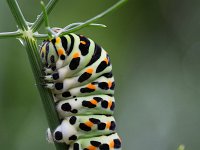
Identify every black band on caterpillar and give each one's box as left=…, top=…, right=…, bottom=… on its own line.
left=40, top=33, right=121, bottom=150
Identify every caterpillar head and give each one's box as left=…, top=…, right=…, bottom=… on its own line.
left=39, top=27, right=67, bottom=68
left=40, top=39, right=59, bottom=67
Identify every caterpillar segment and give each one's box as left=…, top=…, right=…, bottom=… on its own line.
left=45, top=72, right=114, bottom=95
left=48, top=76, right=115, bottom=102
left=48, top=115, right=116, bottom=144
left=56, top=95, right=115, bottom=118
left=44, top=49, right=112, bottom=83
left=68, top=133, right=121, bottom=150
left=41, top=34, right=95, bottom=77
left=40, top=33, right=122, bottom=150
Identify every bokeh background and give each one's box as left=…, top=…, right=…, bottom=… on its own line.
left=0, top=0, right=200, bottom=150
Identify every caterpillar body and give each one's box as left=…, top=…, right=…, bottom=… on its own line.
left=40, top=32, right=121, bottom=150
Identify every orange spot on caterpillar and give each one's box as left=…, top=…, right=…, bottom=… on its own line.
left=86, top=68, right=93, bottom=74
left=108, top=81, right=112, bottom=89
left=90, top=99, right=98, bottom=105
left=104, top=58, right=109, bottom=65
left=56, top=37, right=61, bottom=44
left=87, top=84, right=96, bottom=90
left=85, top=121, right=94, bottom=127
left=58, top=48, right=65, bottom=56
left=87, top=145, right=97, bottom=150
left=108, top=100, right=112, bottom=108
left=109, top=140, right=115, bottom=148
left=80, top=41, right=86, bottom=45
left=73, top=52, right=80, bottom=58
left=106, top=122, right=111, bottom=129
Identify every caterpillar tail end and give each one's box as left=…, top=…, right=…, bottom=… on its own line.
left=46, top=128, right=54, bottom=143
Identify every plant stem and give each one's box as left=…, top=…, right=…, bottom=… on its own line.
left=33, top=33, right=49, bottom=39
left=41, top=1, right=50, bottom=28
left=64, top=23, right=106, bottom=30
left=0, top=31, right=22, bottom=39
left=31, top=0, right=59, bottom=32
left=6, top=0, right=67, bottom=149
left=6, top=0, right=28, bottom=30
left=59, top=0, right=127, bottom=36
left=33, top=23, right=106, bottom=40
left=40, top=1, right=54, bottom=38
left=23, top=37, right=67, bottom=150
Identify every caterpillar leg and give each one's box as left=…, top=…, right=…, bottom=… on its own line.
left=47, top=115, right=116, bottom=145
left=43, top=65, right=57, bottom=74
left=69, top=133, right=122, bottom=150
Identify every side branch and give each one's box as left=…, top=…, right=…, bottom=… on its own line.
left=33, top=23, right=106, bottom=40
left=59, top=0, right=128, bottom=36
left=0, top=31, right=22, bottom=39
left=6, top=0, right=28, bottom=30
left=31, top=0, right=59, bottom=32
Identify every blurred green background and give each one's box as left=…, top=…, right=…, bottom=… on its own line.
left=0, top=0, right=200, bottom=150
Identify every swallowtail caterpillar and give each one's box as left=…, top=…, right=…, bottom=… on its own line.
left=40, top=30, right=121, bottom=150
left=0, top=0, right=127, bottom=149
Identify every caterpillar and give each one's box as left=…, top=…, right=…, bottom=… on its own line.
left=40, top=31, right=121, bottom=150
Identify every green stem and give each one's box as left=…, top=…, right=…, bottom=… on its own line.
left=6, top=0, right=67, bottom=150
left=31, top=0, right=59, bottom=32
left=0, top=31, right=22, bottom=39
left=33, top=33, right=49, bottom=40
left=6, top=0, right=28, bottom=30
left=64, top=23, right=106, bottom=30
left=41, top=1, right=50, bottom=28
left=40, top=1, right=53, bottom=38
left=33, top=23, right=107, bottom=40
left=59, top=0, right=127, bottom=36
left=23, top=37, right=67, bottom=150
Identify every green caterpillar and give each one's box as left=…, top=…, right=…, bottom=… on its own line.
left=40, top=31, right=121, bottom=150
